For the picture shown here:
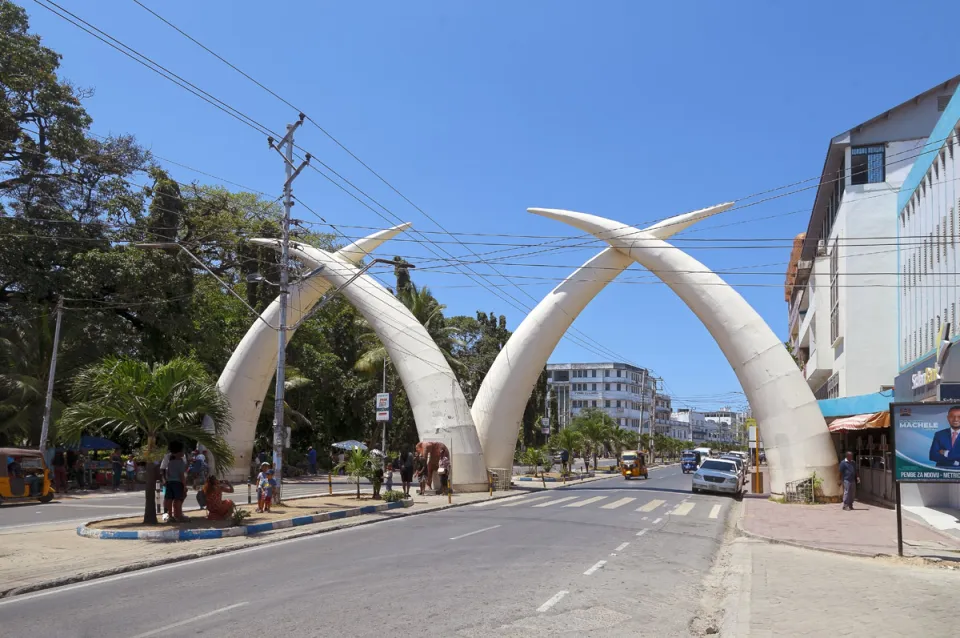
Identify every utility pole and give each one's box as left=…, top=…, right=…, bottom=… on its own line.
left=38, top=297, right=63, bottom=456
left=639, top=368, right=648, bottom=456
left=267, top=114, right=310, bottom=501
left=382, top=357, right=387, bottom=455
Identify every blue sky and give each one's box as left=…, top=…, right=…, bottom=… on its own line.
left=23, top=0, right=959, bottom=409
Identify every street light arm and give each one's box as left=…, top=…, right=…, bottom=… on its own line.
left=135, top=242, right=278, bottom=330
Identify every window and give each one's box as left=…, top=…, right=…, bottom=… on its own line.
left=604, top=383, right=610, bottom=391
left=616, top=383, right=621, bottom=391
left=851, top=145, right=885, bottom=184
left=616, top=370, right=622, bottom=378
left=604, top=400, right=610, bottom=408
left=591, top=383, right=597, bottom=391
left=591, top=369, right=596, bottom=378
left=592, top=400, right=597, bottom=407
left=616, top=400, right=621, bottom=408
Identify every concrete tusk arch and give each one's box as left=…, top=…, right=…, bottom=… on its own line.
left=216, top=224, right=411, bottom=481
left=252, top=240, right=489, bottom=492
left=472, top=203, right=734, bottom=472
left=528, top=207, right=840, bottom=497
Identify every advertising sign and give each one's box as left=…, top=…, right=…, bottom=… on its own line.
left=375, top=393, right=391, bottom=410
left=892, top=402, right=960, bottom=482
left=375, top=409, right=390, bottom=422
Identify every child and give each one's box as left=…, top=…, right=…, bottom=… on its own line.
left=255, top=461, right=270, bottom=513
left=258, top=469, right=277, bottom=512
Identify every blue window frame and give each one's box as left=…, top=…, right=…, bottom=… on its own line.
left=851, top=145, right=885, bottom=184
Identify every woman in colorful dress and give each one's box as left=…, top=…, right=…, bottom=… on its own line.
left=202, top=476, right=236, bottom=521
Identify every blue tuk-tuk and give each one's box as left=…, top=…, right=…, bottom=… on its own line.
left=681, top=450, right=701, bottom=474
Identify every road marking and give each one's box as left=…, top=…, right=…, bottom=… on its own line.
left=600, top=497, right=636, bottom=510
left=533, top=496, right=578, bottom=508
left=636, top=499, right=665, bottom=512
left=537, top=590, right=569, bottom=613
left=449, top=524, right=501, bottom=540
left=641, top=516, right=648, bottom=521
left=472, top=495, right=527, bottom=506
left=670, top=502, right=695, bottom=517
left=583, top=560, right=607, bottom=576
left=709, top=504, right=722, bottom=519
left=565, top=496, right=607, bottom=508
left=652, top=517, right=662, bottom=525
left=501, top=496, right=551, bottom=507
left=46, top=503, right=145, bottom=509
left=636, top=529, right=648, bottom=537
left=614, top=542, right=630, bottom=552
left=131, top=603, right=248, bottom=638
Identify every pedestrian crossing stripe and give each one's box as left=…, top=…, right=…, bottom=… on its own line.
left=533, top=496, right=578, bottom=508
left=600, top=497, right=636, bottom=510
left=564, top=496, right=607, bottom=508
left=670, top=502, right=695, bottom=516
left=709, top=504, right=722, bottom=519
left=501, top=496, right=550, bottom=507
left=636, top=499, right=665, bottom=512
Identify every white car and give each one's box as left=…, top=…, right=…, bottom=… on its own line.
left=692, top=458, right=742, bottom=496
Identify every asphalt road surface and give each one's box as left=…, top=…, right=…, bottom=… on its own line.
left=0, top=465, right=735, bottom=636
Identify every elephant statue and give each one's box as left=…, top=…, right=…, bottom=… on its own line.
left=415, top=440, right=450, bottom=493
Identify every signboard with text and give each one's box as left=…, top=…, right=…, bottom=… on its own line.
left=892, top=402, right=960, bottom=482
left=375, top=393, right=390, bottom=410
left=376, top=410, right=390, bottom=422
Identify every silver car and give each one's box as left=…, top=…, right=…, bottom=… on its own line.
left=692, top=458, right=742, bottom=496
left=720, top=455, right=745, bottom=479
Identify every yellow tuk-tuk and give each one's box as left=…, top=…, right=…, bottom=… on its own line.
left=1, top=448, right=55, bottom=505
left=620, top=451, right=648, bottom=480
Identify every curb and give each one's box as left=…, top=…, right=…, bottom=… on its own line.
left=514, top=473, right=595, bottom=483
left=1, top=489, right=520, bottom=599
left=76, top=500, right=413, bottom=541
left=734, top=514, right=883, bottom=559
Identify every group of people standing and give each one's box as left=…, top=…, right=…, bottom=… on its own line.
left=392, top=449, right=451, bottom=497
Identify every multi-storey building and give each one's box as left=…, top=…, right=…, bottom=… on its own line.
left=672, top=409, right=712, bottom=444
left=786, top=76, right=960, bottom=400
left=703, top=408, right=747, bottom=444
left=545, top=362, right=658, bottom=433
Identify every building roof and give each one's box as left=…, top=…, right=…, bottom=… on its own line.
left=897, top=83, right=960, bottom=214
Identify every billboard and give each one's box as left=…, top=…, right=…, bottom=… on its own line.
left=892, top=402, right=960, bottom=482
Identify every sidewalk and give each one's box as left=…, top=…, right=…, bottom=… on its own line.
left=0, top=489, right=515, bottom=598
left=740, top=495, right=960, bottom=560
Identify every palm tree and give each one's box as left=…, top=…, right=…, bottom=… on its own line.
left=0, top=309, right=65, bottom=446
left=58, top=356, right=234, bottom=524
left=255, top=367, right=313, bottom=454
left=607, top=427, right=639, bottom=463
left=336, top=447, right=372, bottom=498
left=549, top=428, right=582, bottom=473
left=570, top=408, right=615, bottom=470
left=354, top=284, right=465, bottom=377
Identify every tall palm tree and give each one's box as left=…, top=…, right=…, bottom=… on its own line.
left=58, top=356, right=234, bottom=524
left=607, top=427, right=639, bottom=463
left=549, top=428, right=582, bottom=473
left=0, top=309, right=64, bottom=446
left=570, top=408, right=615, bottom=470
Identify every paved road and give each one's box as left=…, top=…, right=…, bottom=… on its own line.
left=0, top=482, right=351, bottom=530
left=0, top=465, right=736, bottom=636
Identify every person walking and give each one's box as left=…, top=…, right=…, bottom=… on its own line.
left=164, top=448, right=188, bottom=523
left=52, top=451, right=67, bottom=493
left=110, top=448, right=123, bottom=491
left=307, top=446, right=317, bottom=475
left=400, top=452, right=414, bottom=497
left=839, top=451, right=860, bottom=511
left=438, top=450, right=451, bottom=495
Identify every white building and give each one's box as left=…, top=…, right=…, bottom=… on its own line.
left=546, top=362, right=657, bottom=432
left=703, top=408, right=747, bottom=444
left=787, top=76, right=960, bottom=400
left=672, top=409, right=713, bottom=444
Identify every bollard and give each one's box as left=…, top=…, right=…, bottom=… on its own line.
left=328, top=471, right=333, bottom=495
left=247, top=480, right=252, bottom=504
left=488, top=472, right=493, bottom=496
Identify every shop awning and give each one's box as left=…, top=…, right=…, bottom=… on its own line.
left=827, top=412, right=890, bottom=432
left=818, top=389, right=893, bottom=418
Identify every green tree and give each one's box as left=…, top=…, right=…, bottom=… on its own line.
left=549, top=428, right=582, bottom=473
left=570, top=408, right=615, bottom=470
left=57, top=356, right=234, bottom=524
left=336, top=446, right=372, bottom=499
left=607, top=427, right=639, bottom=463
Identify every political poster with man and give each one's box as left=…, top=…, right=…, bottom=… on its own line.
left=893, top=402, right=960, bottom=482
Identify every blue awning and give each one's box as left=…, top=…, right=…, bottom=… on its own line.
left=817, top=389, right=893, bottom=418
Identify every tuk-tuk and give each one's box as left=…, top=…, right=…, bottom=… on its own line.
left=681, top=450, right=702, bottom=474
left=620, top=451, right=648, bottom=480
left=1, top=448, right=55, bottom=505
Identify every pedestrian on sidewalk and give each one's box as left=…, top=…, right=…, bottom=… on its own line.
left=52, top=451, right=67, bottom=493
left=384, top=462, right=394, bottom=493
left=438, top=450, right=451, bottom=495
left=163, top=448, right=188, bottom=523
left=258, top=470, right=276, bottom=512
left=839, top=451, right=860, bottom=511
left=307, top=446, right=317, bottom=475
left=110, top=448, right=123, bottom=491
left=400, top=452, right=414, bottom=496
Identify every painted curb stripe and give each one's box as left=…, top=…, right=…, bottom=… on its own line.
left=77, top=500, right=412, bottom=541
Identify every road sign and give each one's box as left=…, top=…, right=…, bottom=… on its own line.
left=541, top=417, right=549, bottom=426
left=541, top=426, right=550, bottom=435
left=375, top=393, right=390, bottom=410
left=376, top=409, right=390, bottom=422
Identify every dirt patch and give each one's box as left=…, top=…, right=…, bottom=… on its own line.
left=91, top=494, right=389, bottom=531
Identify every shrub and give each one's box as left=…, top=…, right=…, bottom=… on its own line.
left=382, top=490, right=406, bottom=503
left=230, top=506, right=252, bottom=526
